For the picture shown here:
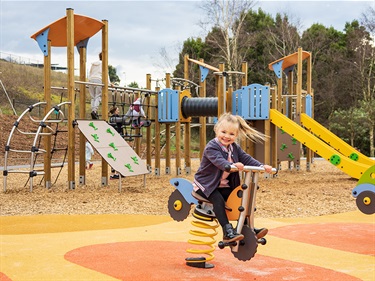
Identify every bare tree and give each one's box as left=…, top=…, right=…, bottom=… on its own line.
left=152, top=44, right=182, bottom=78
left=266, top=12, right=302, bottom=61
left=199, top=0, right=257, bottom=78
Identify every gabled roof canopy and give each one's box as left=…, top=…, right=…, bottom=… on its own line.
left=31, top=14, right=104, bottom=47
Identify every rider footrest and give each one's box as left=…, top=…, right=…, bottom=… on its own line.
left=185, top=257, right=214, bottom=269
left=193, top=204, right=216, bottom=220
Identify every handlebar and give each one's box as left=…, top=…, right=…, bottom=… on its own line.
left=224, top=164, right=277, bottom=174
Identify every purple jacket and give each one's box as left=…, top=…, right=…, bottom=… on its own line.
left=194, top=138, right=263, bottom=197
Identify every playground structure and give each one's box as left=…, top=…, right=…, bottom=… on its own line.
left=2, top=10, right=156, bottom=191
left=1, top=9, right=374, bottom=215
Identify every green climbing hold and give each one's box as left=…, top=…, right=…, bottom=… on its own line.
left=131, top=156, right=139, bottom=165
left=280, top=143, right=287, bottom=151
left=125, top=163, right=134, bottom=172
left=109, top=142, right=118, bottom=151
left=287, top=152, right=295, bottom=160
left=107, top=152, right=116, bottom=161
left=329, top=154, right=341, bottom=165
left=106, top=128, right=115, bottom=136
left=291, top=138, right=297, bottom=145
left=91, top=134, right=100, bottom=142
left=349, top=152, right=359, bottom=161
left=89, top=122, right=98, bottom=130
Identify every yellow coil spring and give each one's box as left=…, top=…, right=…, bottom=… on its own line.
left=186, top=219, right=219, bottom=262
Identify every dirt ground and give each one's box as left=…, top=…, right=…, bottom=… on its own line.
left=0, top=113, right=359, bottom=218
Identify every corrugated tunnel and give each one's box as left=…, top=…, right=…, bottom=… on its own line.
left=181, top=97, right=218, bottom=118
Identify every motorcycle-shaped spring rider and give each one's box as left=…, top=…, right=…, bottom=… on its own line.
left=168, top=164, right=277, bottom=268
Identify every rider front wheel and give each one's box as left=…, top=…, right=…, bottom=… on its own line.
left=231, top=225, right=258, bottom=261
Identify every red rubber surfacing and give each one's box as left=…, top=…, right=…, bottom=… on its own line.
left=65, top=241, right=361, bottom=281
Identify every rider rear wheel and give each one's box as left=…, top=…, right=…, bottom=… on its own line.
left=168, top=189, right=191, bottom=221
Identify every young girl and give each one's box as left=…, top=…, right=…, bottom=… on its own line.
left=109, top=106, right=123, bottom=135
left=193, top=113, right=273, bottom=243
left=124, top=97, right=146, bottom=128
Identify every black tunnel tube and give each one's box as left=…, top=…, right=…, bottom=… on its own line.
left=181, top=97, right=218, bottom=118
left=108, top=116, right=131, bottom=126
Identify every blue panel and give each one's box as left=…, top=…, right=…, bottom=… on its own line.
left=76, top=38, right=89, bottom=53
left=35, top=28, right=50, bottom=56
left=283, top=65, right=295, bottom=75
left=352, top=183, right=375, bottom=198
left=232, top=84, right=270, bottom=120
left=200, top=66, right=209, bottom=82
left=170, top=178, right=198, bottom=204
left=305, top=94, right=312, bottom=117
left=271, top=60, right=284, bottom=79
left=260, top=85, right=269, bottom=119
left=158, top=88, right=179, bottom=122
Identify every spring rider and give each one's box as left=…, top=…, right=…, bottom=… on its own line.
left=167, top=165, right=277, bottom=268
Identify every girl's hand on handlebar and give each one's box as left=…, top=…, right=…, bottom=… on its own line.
left=263, top=164, right=273, bottom=173
left=233, top=162, right=244, bottom=171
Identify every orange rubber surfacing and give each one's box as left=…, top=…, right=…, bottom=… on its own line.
left=65, top=241, right=361, bottom=281
left=269, top=223, right=375, bottom=255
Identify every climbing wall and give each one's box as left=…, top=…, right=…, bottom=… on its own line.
left=276, top=127, right=301, bottom=166
left=76, top=120, right=149, bottom=177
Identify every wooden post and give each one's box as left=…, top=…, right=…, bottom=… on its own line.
left=264, top=82, right=271, bottom=166
left=175, top=85, right=181, bottom=176
left=241, top=62, right=248, bottom=86
left=240, top=61, right=248, bottom=154
left=217, top=63, right=225, bottom=116
left=146, top=74, right=152, bottom=172
left=155, top=85, right=161, bottom=176
left=66, top=8, right=75, bottom=190
left=101, top=19, right=109, bottom=186
left=79, top=46, right=87, bottom=185
left=277, top=77, right=282, bottom=113
left=271, top=85, right=278, bottom=168
left=134, top=91, right=141, bottom=155
left=183, top=54, right=191, bottom=174
left=199, top=59, right=207, bottom=160
left=296, top=47, right=302, bottom=121
left=165, top=73, right=171, bottom=174
left=306, top=51, right=313, bottom=171
left=43, top=41, right=52, bottom=189
left=184, top=122, right=191, bottom=175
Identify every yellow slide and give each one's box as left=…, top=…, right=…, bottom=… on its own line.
left=270, top=109, right=369, bottom=179
left=300, top=113, right=375, bottom=166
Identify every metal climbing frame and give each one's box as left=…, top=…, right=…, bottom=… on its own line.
left=3, top=101, right=71, bottom=192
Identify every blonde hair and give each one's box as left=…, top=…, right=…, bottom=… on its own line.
left=214, top=112, right=266, bottom=143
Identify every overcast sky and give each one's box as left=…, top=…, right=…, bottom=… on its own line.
left=1, top=0, right=374, bottom=88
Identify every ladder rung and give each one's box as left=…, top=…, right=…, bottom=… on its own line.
left=51, top=163, right=65, bottom=168
left=4, top=170, right=31, bottom=174
left=52, top=148, right=67, bottom=151
left=9, top=149, right=33, bottom=153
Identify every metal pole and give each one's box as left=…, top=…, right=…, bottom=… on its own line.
left=0, top=79, right=17, bottom=115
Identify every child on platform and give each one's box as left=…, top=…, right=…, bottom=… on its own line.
left=193, top=112, right=273, bottom=243
left=124, top=97, right=146, bottom=128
